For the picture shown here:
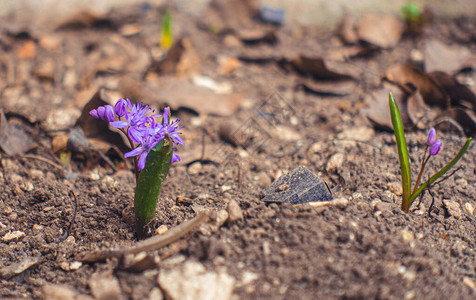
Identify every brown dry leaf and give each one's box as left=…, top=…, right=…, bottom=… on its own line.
left=428, top=71, right=476, bottom=110
left=357, top=14, right=404, bottom=49
left=147, top=38, right=200, bottom=78
left=0, top=110, right=34, bottom=155
left=384, top=64, right=448, bottom=107
left=406, top=88, right=434, bottom=129
left=237, top=29, right=278, bottom=45
left=202, top=0, right=258, bottom=33
left=436, top=108, right=476, bottom=137
left=280, top=56, right=354, bottom=81
left=17, top=40, right=36, bottom=59
left=424, top=39, right=475, bottom=74
left=338, top=15, right=358, bottom=45
left=301, top=79, right=357, bottom=96
left=361, top=83, right=411, bottom=130
left=218, top=57, right=242, bottom=75
left=149, top=77, right=245, bottom=116
left=55, top=10, right=115, bottom=30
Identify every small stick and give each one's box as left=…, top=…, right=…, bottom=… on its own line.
left=20, top=154, right=63, bottom=170
left=58, top=190, right=79, bottom=242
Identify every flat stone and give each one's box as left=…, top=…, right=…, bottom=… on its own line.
left=443, top=200, right=462, bottom=219
left=158, top=261, right=235, bottom=300
left=260, top=166, right=333, bottom=204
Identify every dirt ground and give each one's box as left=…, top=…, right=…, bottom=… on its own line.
left=0, top=2, right=475, bottom=299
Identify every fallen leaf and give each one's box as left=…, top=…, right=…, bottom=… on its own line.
left=384, top=64, right=449, bottom=107
left=147, top=38, right=200, bottom=77
left=237, top=29, right=278, bottom=45
left=0, top=110, right=34, bottom=155
left=357, top=14, right=404, bottom=48
left=279, top=56, right=354, bottom=81
left=428, top=71, right=476, bottom=110
left=55, top=10, right=115, bottom=30
left=301, top=79, right=357, bottom=96
left=436, top=108, right=476, bottom=137
left=338, top=15, right=359, bottom=45
left=424, top=39, right=475, bottom=74
left=406, top=88, right=434, bottom=129
left=361, top=83, right=411, bottom=130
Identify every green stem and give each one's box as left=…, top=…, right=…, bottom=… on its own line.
left=134, top=136, right=173, bottom=235
left=407, top=137, right=472, bottom=207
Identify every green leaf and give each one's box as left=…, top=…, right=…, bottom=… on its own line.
left=408, top=137, right=472, bottom=206
left=134, top=136, right=173, bottom=231
left=389, top=93, right=412, bottom=212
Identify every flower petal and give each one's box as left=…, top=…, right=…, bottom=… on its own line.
left=97, top=106, right=106, bottom=119
left=137, top=151, right=148, bottom=170
left=104, top=105, right=115, bottom=122
left=89, top=109, right=99, bottom=118
left=124, top=146, right=144, bottom=158
left=110, top=120, right=129, bottom=128
left=171, top=153, right=181, bottom=163
left=429, top=139, right=442, bottom=156
left=427, top=128, right=436, bottom=145
left=128, top=127, right=144, bottom=144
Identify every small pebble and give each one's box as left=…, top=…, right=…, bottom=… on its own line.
left=2, top=231, right=25, bottom=242
left=443, top=200, right=462, bottom=219
left=463, top=203, right=474, bottom=215
left=29, top=169, right=44, bottom=180
left=227, top=199, right=243, bottom=222
left=255, top=172, right=271, bottom=189
left=155, top=225, right=168, bottom=235
left=387, top=182, right=402, bottom=196
left=187, top=162, right=202, bottom=175
left=463, top=277, right=476, bottom=290
left=400, top=229, right=414, bottom=243
left=326, top=153, right=344, bottom=173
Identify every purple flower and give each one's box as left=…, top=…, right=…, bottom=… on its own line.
left=110, top=100, right=160, bottom=144
left=429, top=139, right=441, bottom=156
left=115, top=98, right=128, bottom=117
left=427, top=128, right=436, bottom=145
left=162, top=107, right=184, bottom=146
left=124, top=127, right=161, bottom=171
left=90, top=105, right=114, bottom=122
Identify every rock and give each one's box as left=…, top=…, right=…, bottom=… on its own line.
left=148, top=288, right=164, bottom=300
left=155, top=225, right=168, bottom=235
left=326, top=153, right=344, bottom=173
left=227, top=200, right=243, bottom=223
left=187, top=162, right=202, bottom=175
left=443, top=200, right=462, bottom=219
left=42, top=284, right=78, bottom=300
left=255, top=172, right=271, bottom=189
left=44, top=108, right=81, bottom=131
left=2, top=230, right=25, bottom=242
left=400, top=229, right=414, bottom=243
left=0, top=257, right=41, bottom=279
left=158, top=261, right=235, bottom=300
left=374, top=201, right=393, bottom=213
left=89, top=272, right=124, bottom=300
left=337, top=126, right=375, bottom=144
left=199, top=209, right=229, bottom=236
left=260, top=166, right=333, bottom=205
left=463, top=203, right=474, bottom=215
left=463, top=277, right=476, bottom=290
left=29, top=169, right=44, bottom=180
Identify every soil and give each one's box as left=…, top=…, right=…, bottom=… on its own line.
left=0, top=3, right=475, bottom=300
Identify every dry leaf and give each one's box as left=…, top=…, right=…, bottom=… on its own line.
left=237, top=29, right=278, bottom=45
left=384, top=64, right=448, bottom=107
left=338, top=15, right=358, bottom=45
left=280, top=56, right=354, bottom=81
left=301, top=79, right=357, bottom=96
left=428, top=71, right=476, bottom=110
left=424, top=39, right=475, bottom=74
left=436, top=108, right=476, bottom=137
left=147, top=38, right=200, bottom=77
left=357, top=14, right=404, bottom=48
left=0, top=110, right=34, bottom=155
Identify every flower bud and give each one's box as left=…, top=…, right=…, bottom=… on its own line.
left=429, top=139, right=441, bottom=156
left=115, top=98, right=127, bottom=117
left=104, top=105, right=115, bottom=122
left=97, top=106, right=106, bottom=120
left=90, top=109, right=99, bottom=118
left=427, top=128, right=436, bottom=145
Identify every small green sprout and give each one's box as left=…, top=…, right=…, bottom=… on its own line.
left=389, top=93, right=472, bottom=213
left=401, top=1, right=423, bottom=33
left=160, top=9, right=173, bottom=51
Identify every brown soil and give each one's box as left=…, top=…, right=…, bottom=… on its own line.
left=0, top=3, right=475, bottom=300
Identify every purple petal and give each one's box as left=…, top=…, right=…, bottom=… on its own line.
left=171, top=153, right=181, bottom=163
left=163, top=107, right=169, bottom=125
left=427, top=128, right=436, bottom=145
left=104, top=105, right=115, bottom=122
left=124, top=146, right=144, bottom=158
left=172, top=134, right=184, bottom=146
left=110, top=120, right=129, bottom=128
left=97, top=106, right=106, bottom=119
left=429, top=139, right=442, bottom=156
left=115, top=99, right=128, bottom=117
left=137, top=152, right=148, bottom=170
left=128, top=127, right=143, bottom=144
left=89, top=109, right=99, bottom=118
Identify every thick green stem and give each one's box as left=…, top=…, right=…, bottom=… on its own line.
left=134, top=136, right=173, bottom=234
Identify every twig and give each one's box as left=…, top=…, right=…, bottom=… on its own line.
left=19, top=154, right=63, bottom=170
left=58, top=190, right=79, bottom=242
left=75, top=210, right=210, bottom=262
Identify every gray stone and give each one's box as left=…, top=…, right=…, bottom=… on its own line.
left=260, top=166, right=332, bottom=204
